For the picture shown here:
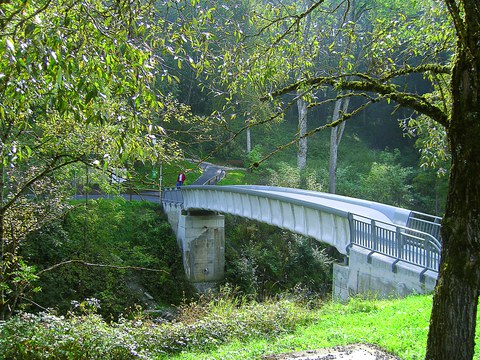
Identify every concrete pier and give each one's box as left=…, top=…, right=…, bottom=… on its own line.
left=177, top=211, right=225, bottom=283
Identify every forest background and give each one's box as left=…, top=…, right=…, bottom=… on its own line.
left=1, top=0, right=476, bottom=359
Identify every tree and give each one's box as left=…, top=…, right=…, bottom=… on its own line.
left=325, top=0, right=358, bottom=194
left=328, top=95, right=349, bottom=193
left=424, top=1, right=480, bottom=357
left=296, top=0, right=312, bottom=173
left=0, top=0, right=198, bottom=319
left=220, top=0, right=478, bottom=358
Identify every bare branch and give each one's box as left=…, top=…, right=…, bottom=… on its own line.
left=262, top=73, right=449, bottom=127
left=37, top=259, right=169, bottom=276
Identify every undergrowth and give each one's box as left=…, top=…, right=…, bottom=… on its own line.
left=0, top=286, right=316, bottom=359
left=3, top=290, right=457, bottom=360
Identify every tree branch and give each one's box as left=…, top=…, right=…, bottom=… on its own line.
left=253, top=0, right=326, bottom=44
left=445, top=0, right=469, bottom=58
left=380, top=64, right=451, bottom=82
left=0, top=155, right=82, bottom=216
left=262, top=73, right=449, bottom=127
left=37, top=259, right=169, bottom=276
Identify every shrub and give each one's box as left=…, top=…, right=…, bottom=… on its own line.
left=224, top=216, right=338, bottom=300
left=21, top=198, right=194, bottom=319
left=0, top=312, right=150, bottom=359
left=0, top=287, right=316, bottom=359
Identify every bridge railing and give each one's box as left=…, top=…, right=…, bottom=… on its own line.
left=406, top=211, right=442, bottom=241
left=161, top=188, right=183, bottom=204
left=349, top=213, right=441, bottom=272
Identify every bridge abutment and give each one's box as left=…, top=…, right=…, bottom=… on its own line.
left=333, top=245, right=437, bottom=300
left=177, top=211, right=225, bottom=284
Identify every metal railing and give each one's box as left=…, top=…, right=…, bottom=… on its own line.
left=161, top=188, right=183, bottom=204
left=406, top=211, right=442, bottom=241
left=350, top=213, right=441, bottom=272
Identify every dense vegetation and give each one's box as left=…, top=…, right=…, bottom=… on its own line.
left=15, top=192, right=339, bottom=318
left=2, top=0, right=479, bottom=358
left=224, top=216, right=337, bottom=298
left=3, top=292, right=474, bottom=360
left=220, top=118, right=448, bottom=215
left=20, top=199, right=194, bottom=319
left=0, top=286, right=318, bottom=359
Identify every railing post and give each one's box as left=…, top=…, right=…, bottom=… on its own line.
left=371, top=219, right=377, bottom=251
left=347, top=213, right=355, bottom=245
left=396, top=227, right=403, bottom=260
left=425, top=236, right=431, bottom=269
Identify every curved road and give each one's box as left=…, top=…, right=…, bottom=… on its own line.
left=191, top=163, right=226, bottom=185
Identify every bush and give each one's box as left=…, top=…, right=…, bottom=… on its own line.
left=224, top=216, right=338, bottom=299
left=245, top=144, right=264, bottom=168
left=0, top=311, right=150, bottom=359
left=21, top=198, right=194, bottom=319
left=0, top=287, right=316, bottom=359
left=267, top=162, right=325, bottom=191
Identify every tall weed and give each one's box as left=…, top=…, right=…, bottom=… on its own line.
left=0, top=287, right=316, bottom=359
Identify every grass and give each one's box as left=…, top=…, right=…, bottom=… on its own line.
left=218, top=169, right=268, bottom=186
left=165, top=295, right=434, bottom=360
left=4, top=292, right=480, bottom=359
left=136, top=160, right=203, bottom=189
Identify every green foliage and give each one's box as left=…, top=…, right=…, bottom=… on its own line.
left=21, top=199, right=193, bottom=318
left=411, top=169, right=448, bottom=215
left=407, top=114, right=450, bottom=175
left=224, top=216, right=337, bottom=299
left=218, top=170, right=247, bottom=185
left=268, top=162, right=325, bottom=191
left=245, top=144, right=264, bottom=168
left=0, top=286, right=314, bottom=359
left=357, top=153, right=415, bottom=208
left=0, top=0, right=189, bottom=319
left=220, top=120, right=441, bottom=213
left=0, top=311, right=150, bottom=359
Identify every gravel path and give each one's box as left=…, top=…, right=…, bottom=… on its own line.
left=263, top=344, right=401, bottom=360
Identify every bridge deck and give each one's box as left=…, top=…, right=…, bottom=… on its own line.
left=245, top=187, right=406, bottom=225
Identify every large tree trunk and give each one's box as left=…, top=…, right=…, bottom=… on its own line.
left=425, top=3, right=480, bottom=358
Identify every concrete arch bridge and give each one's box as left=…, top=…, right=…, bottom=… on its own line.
left=161, top=185, right=441, bottom=299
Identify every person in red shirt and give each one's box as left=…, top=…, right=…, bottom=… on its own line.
left=176, top=172, right=186, bottom=188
